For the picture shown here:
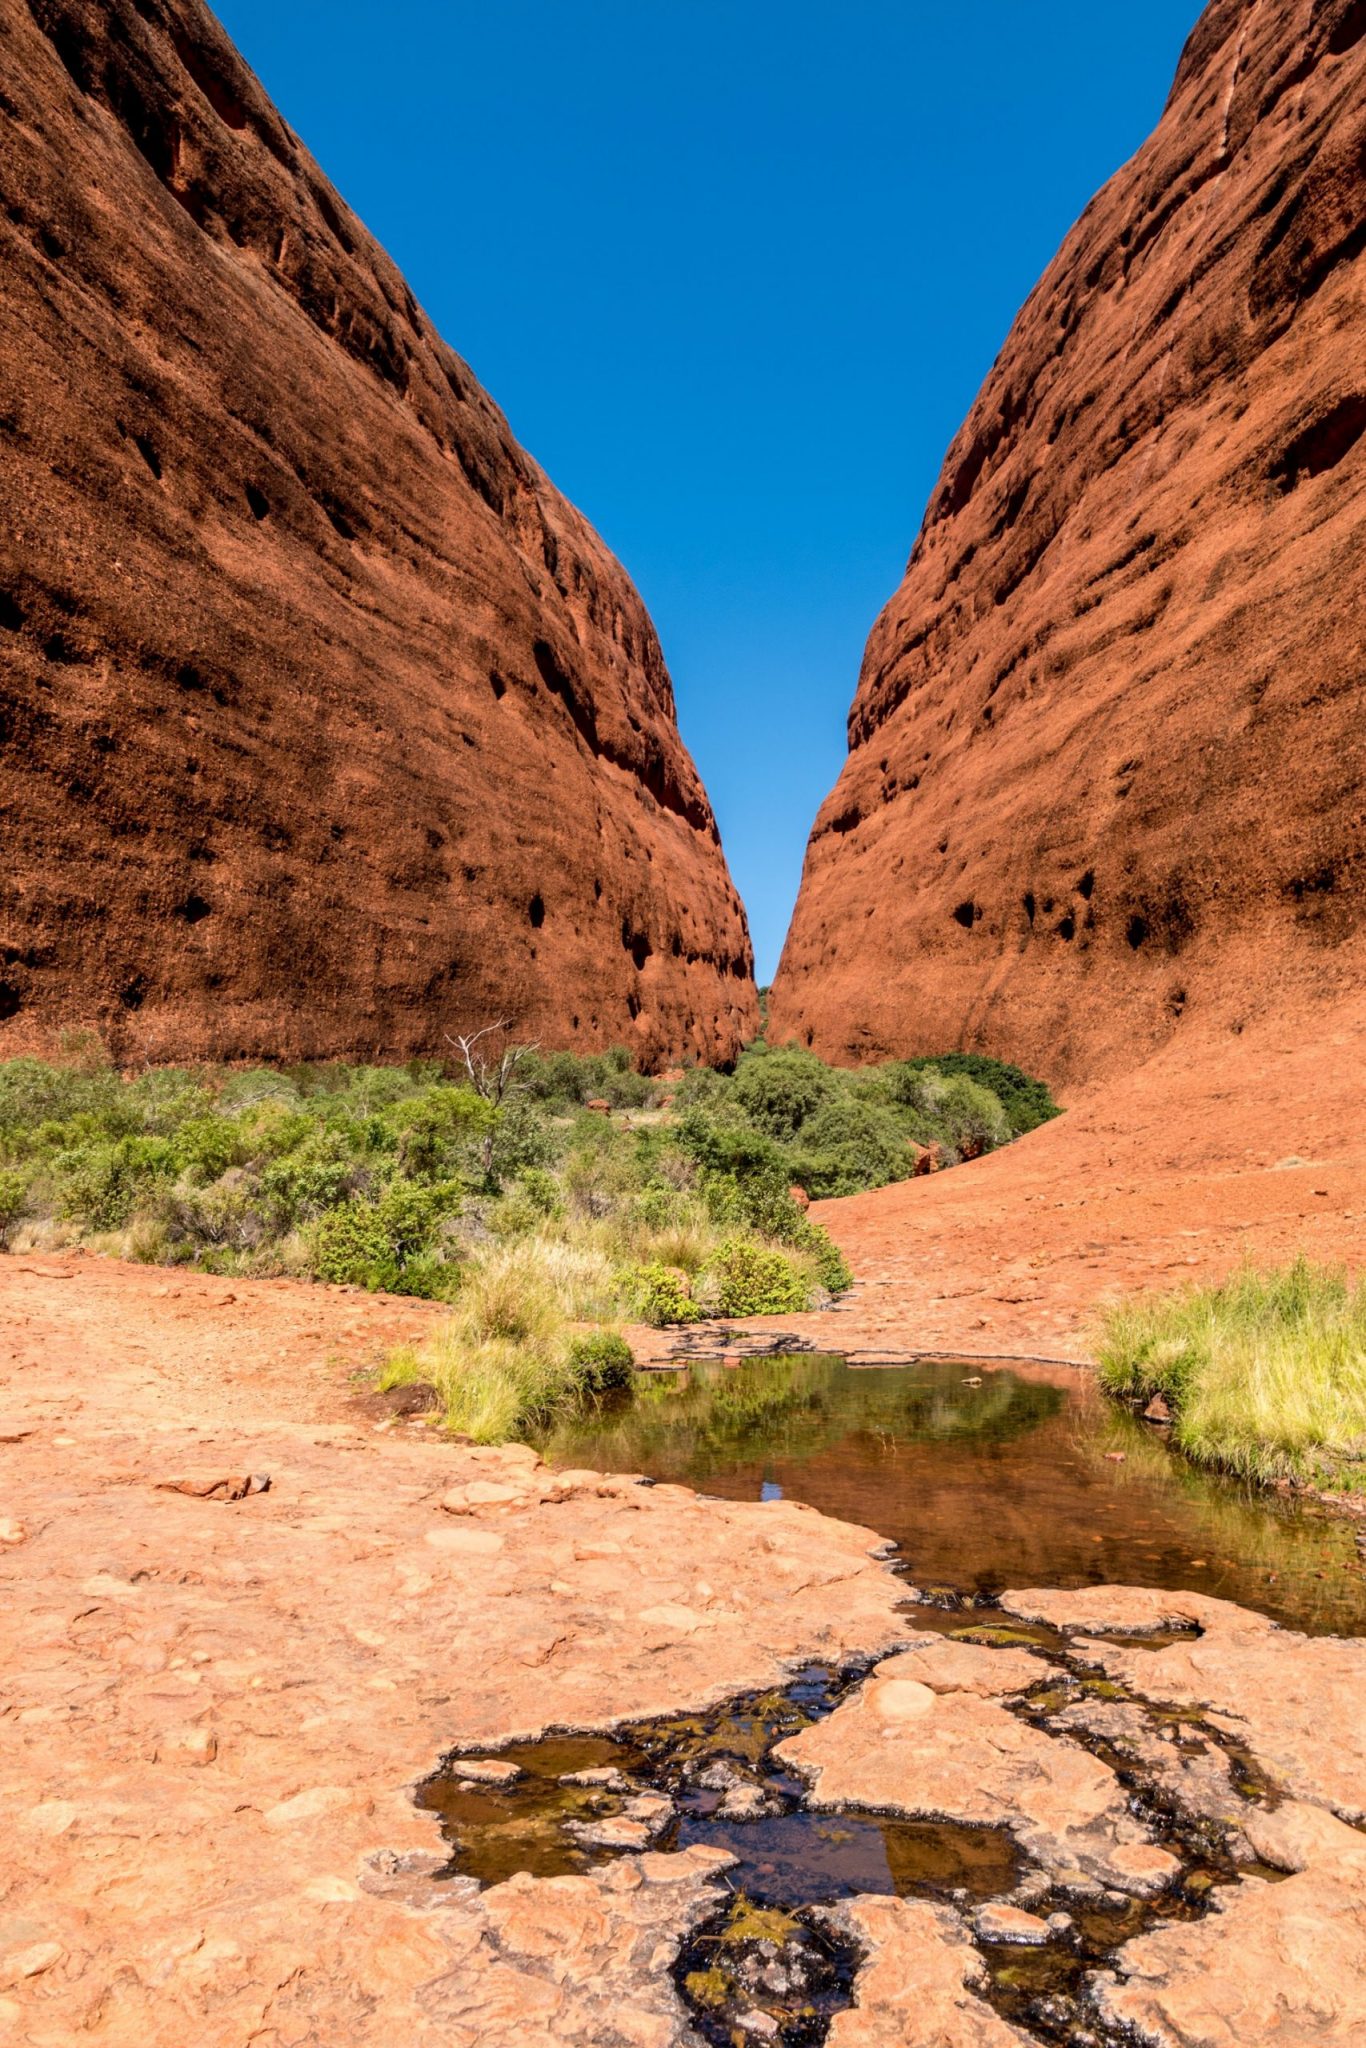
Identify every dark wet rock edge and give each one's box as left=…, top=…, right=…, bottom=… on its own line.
left=412, top=1607, right=1303, bottom=2047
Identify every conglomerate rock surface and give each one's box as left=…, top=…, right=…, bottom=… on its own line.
left=771, top=0, right=1366, bottom=1084
left=0, top=0, right=757, bottom=1067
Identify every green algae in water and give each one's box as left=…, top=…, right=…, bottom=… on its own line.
left=714, top=1899, right=804, bottom=1947
left=950, top=1624, right=1050, bottom=1648
left=415, top=1732, right=633, bottom=1885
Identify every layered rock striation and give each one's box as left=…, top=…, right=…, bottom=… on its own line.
left=771, top=0, right=1366, bottom=1083
left=0, top=0, right=757, bottom=1067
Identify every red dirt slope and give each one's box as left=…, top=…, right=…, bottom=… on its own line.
left=0, top=0, right=757, bottom=1068
left=771, top=0, right=1366, bottom=1086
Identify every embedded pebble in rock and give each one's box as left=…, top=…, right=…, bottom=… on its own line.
left=777, top=1644, right=1182, bottom=1894
left=824, top=1896, right=1032, bottom=2046
left=1000, top=1586, right=1366, bottom=1821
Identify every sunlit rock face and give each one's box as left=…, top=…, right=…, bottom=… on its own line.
left=771, top=0, right=1366, bottom=1085
left=0, top=0, right=757, bottom=1066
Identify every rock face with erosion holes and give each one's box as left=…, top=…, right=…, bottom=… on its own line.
left=0, top=0, right=757, bottom=1066
left=770, top=0, right=1366, bottom=1083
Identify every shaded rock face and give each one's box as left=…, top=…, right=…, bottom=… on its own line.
left=771, top=0, right=1366, bottom=1084
left=0, top=0, right=757, bottom=1068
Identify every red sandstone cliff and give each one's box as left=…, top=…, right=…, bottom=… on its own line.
left=771, top=0, right=1365, bottom=1085
left=0, top=0, right=757, bottom=1067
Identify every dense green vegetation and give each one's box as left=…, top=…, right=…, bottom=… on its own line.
left=0, top=1033, right=1057, bottom=1440
left=1098, top=1259, right=1366, bottom=1493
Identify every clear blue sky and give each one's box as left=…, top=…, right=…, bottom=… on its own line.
left=215, top=0, right=1201, bottom=982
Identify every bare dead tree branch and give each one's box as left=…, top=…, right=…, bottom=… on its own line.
left=444, top=1021, right=540, bottom=1110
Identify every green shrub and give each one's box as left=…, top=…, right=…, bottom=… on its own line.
left=55, top=1135, right=177, bottom=1230
left=515, top=1167, right=563, bottom=1216
left=931, top=1075, right=1011, bottom=1157
left=522, top=1045, right=653, bottom=1112
left=310, top=1202, right=402, bottom=1290
left=800, top=1223, right=853, bottom=1295
left=566, top=1330, right=636, bottom=1392
left=488, top=1190, right=544, bottom=1238
left=888, top=1054, right=1059, bottom=1137
left=635, top=1262, right=703, bottom=1326
left=671, top=1065, right=733, bottom=1113
left=702, top=1239, right=811, bottom=1316
left=790, top=1099, right=911, bottom=1198
left=259, top=1155, right=358, bottom=1223
left=170, top=1115, right=243, bottom=1183
left=697, top=1169, right=751, bottom=1229
left=0, top=1056, right=124, bottom=1139
left=486, top=1095, right=559, bottom=1183
left=163, top=1170, right=273, bottom=1253
left=309, top=1181, right=461, bottom=1293
left=732, top=1047, right=838, bottom=1141
left=388, top=1086, right=493, bottom=1181
left=676, top=1109, right=789, bottom=1185
left=0, top=1168, right=29, bottom=1247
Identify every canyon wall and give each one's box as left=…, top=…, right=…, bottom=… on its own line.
left=0, top=0, right=758, bottom=1068
left=771, top=0, right=1366, bottom=1085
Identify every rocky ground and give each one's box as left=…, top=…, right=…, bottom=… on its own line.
left=3, top=1001, right=1365, bottom=2043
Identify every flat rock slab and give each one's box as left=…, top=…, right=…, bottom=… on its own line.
left=824, top=1896, right=1032, bottom=2046
left=1096, top=1847, right=1366, bottom=2047
left=1001, top=1586, right=1366, bottom=1822
left=776, top=1644, right=1180, bottom=1894
left=0, top=1417, right=909, bottom=2045
left=420, top=1844, right=738, bottom=2048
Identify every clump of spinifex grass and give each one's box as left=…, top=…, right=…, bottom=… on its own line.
left=379, top=1238, right=635, bottom=1441
left=1097, top=1259, right=1366, bottom=1492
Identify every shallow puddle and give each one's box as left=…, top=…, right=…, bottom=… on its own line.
left=419, top=1653, right=1239, bottom=2047
left=417, top=1664, right=1020, bottom=1902
left=532, top=1353, right=1366, bottom=1636
left=424, top=1356, right=1365, bottom=2042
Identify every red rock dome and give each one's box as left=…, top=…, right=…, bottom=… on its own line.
left=771, top=0, right=1366, bottom=1084
left=0, top=0, right=757, bottom=1067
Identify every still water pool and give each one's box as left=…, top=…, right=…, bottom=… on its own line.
left=532, top=1353, right=1366, bottom=1636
